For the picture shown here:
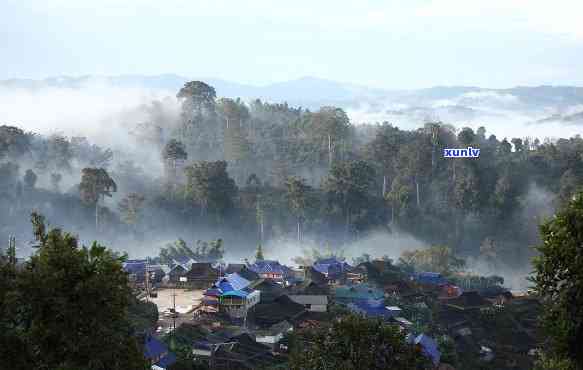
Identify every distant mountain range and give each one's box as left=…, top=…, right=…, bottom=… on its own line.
left=2, top=74, right=583, bottom=125
left=2, top=74, right=582, bottom=105
left=536, top=111, right=583, bottom=125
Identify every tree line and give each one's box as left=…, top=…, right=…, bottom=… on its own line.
left=1, top=80, right=583, bottom=265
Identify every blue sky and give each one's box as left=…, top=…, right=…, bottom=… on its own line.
left=2, top=0, right=583, bottom=88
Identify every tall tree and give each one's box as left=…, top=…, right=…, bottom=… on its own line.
left=185, top=161, right=238, bottom=222
left=289, top=314, right=429, bottom=369
left=177, top=81, right=217, bottom=118
left=285, top=176, right=312, bottom=242
left=162, top=139, right=188, bottom=198
left=0, top=213, right=148, bottom=370
left=457, top=127, right=476, bottom=147
left=365, top=123, right=402, bottom=196
left=532, top=192, right=583, bottom=369
left=325, top=160, right=376, bottom=237
left=79, top=168, right=117, bottom=231
left=307, top=107, right=351, bottom=167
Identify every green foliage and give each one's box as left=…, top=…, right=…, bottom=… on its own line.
left=437, top=335, right=459, bottom=367
left=289, top=314, right=429, bottom=370
left=158, top=239, right=224, bottom=264
left=399, top=245, right=466, bottom=275
left=0, top=214, right=147, bottom=370
left=185, top=160, right=238, bottom=221
left=532, top=192, right=583, bottom=367
left=534, top=353, right=576, bottom=370
left=79, top=167, right=117, bottom=204
left=163, top=139, right=188, bottom=162
left=128, top=296, right=158, bottom=334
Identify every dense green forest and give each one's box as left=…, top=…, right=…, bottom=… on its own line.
left=1, top=81, right=582, bottom=279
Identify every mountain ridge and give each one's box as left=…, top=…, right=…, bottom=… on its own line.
left=3, top=74, right=583, bottom=112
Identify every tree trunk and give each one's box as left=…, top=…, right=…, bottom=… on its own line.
left=382, top=175, right=387, bottom=197
left=297, top=220, right=301, bottom=243
left=95, top=200, right=99, bottom=232
left=328, top=135, right=332, bottom=168
left=416, top=180, right=420, bottom=208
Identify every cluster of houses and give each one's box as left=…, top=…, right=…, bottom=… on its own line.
left=124, top=256, right=539, bottom=370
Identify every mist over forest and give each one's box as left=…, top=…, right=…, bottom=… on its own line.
left=2, top=76, right=583, bottom=289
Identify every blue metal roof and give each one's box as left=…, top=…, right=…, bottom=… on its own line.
left=221, top=290, right=249, bottom=298
left=144, top=336, right=168, bottom=360
left=415, top=334, right=441, bottom=365
left=249, top=260, right=286, bottom=275
left=313, top=257, right=349, bottom=276
left=123, top=260, right=147, bottom=274
left=216, top=273, right=250, bottom=292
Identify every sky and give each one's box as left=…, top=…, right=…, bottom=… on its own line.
left=2, top=0, right=583, bottom=88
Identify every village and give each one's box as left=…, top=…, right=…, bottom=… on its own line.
left=125, top=248, right=542, bottom=370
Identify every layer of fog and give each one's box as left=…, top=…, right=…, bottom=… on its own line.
left=348, top=90, right=583, bottom=141
left=0, top=83, right=566, bottom=291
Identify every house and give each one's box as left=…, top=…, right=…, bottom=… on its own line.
left=218, top=289, right=261, bottom=318
left=353, top=261, right=382, bottom=282
left=288, top=295, right=328, bottom=312
left=123, top=259, right=148, bottom=283
left=248, top=260, right=289, bottom=283
left=302, top=266, right=327, bottom=285
left=209, top=273, right=260, bottom=318
left=192, top=327, right=249, bottom=358
left=313, top=257, right=350, bottom=284
left=223, top=263, right=260, bottom=281
left=347, top=302, right=400, bottom=319
left=254, top=320, right=293, bottom=349
left=185, top=262, right=219, bottom=289
left=415, top=334, right=441, bottom=366
left=445, top=291, right=490, bottom=311
left=345, top=264, right=369, bottom=284
left=249, top=279, right=285, bottom=303
left=438, top=283, right=463, bottom=299
left=216, top=273, right=251, bottom=291
left=147, top=264, right=167, bottom=285
left=212, top=333, right=286, bottom=369
left=123, top=260, right=166, bottom=286
left=172, top=256, right=196, bottom=270
left=248, top=295, right=307, bottom=327
left=143, top=335, right=176, bottom=369
left=200, top=287, right=221, bottom=313
left=287, top=266, right=330, bottom=295
left=288, top=278, right=330, bottom=296
left=384, top=280, right=417, bottom=298
left=334, top=284, right=384, bottom=306
left=168, top=264, right=189, bottom=284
